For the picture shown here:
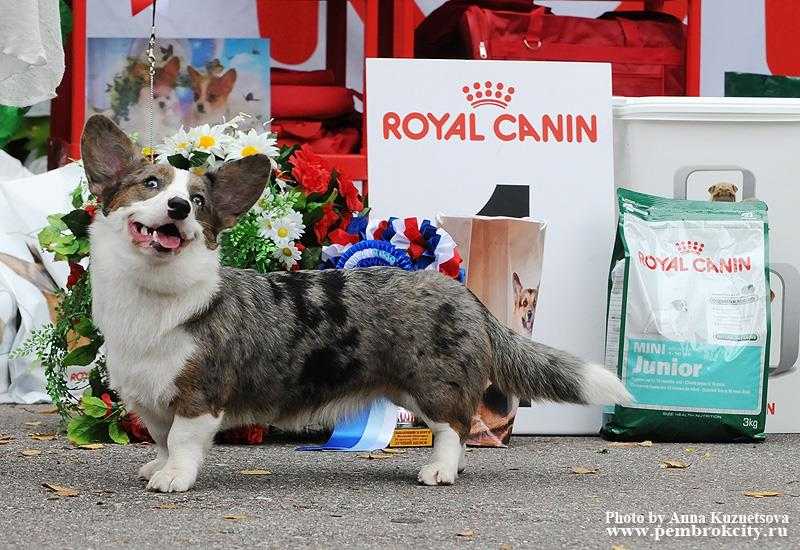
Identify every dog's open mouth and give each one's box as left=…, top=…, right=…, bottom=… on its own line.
left=128, top=220, right=188, bottom=252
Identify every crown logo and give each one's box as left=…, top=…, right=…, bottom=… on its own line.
left=675, top=241, right=705, bottom=255
left=462, top=81, right=515, bottom=109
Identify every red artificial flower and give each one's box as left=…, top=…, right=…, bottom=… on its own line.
left=295, top=242, right=305, bottom=252
left=66, top=262, right=85, bottom=288
left=337, top=173, right=364, bottom=212
left=119, top=412, right=154, bottom=443
left=100, top=392, right=113, bottom=417
left=314, top=203, right=339, bottom=244
left=291, top=144, right=331, bottom=196
left=84, top=204, right=97, bottom=221
left=328, top=229, right=360, bottom=246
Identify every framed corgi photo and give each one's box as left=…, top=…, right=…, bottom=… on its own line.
left=86, top=37, right=270, bottom=142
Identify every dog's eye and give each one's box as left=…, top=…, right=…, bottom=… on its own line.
left=143, top=177, right=158, bottom=189
left=207, top=94, right=217, bottom=102
left=522, top=300, right=528, bottom=307
left=191, top=193, right=205, bottom=208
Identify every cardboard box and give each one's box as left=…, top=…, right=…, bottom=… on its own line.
left=438, top=216, right=546, bottom=446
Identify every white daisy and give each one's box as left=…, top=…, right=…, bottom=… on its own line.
left=188, top=123, right=229, bottom=157
left=274, top=241, right=302, bottom=270
left=155, top=127, right=193, bottom=162
left=263, top=211, right=304, bottom=244
left=226, top=128, right=278, bottom=161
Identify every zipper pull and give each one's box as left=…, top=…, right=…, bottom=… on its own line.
left=479, top=41, right=488, bottom=59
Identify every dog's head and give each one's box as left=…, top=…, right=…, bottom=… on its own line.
left=81, top=115, right=269, bottom=266
left=187, top=66, right=236, bottom=117
left=708, top=183, right=738, bottom=202
left=512, top=272, right=537, bottom=335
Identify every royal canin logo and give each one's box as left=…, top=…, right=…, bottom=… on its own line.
left=382, top=82, right=598, bottom=143
left=675, top=240, right=705, bottom=255
left=638, top=241, right=751, bottom=274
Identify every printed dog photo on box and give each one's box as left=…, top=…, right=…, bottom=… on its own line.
left=86, top=38, right=270, bottom=142
left=438, top=216, right=546, bottom=447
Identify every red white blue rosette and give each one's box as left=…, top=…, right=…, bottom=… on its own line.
left=321, top=216, right=464, bottom=281
left=335, top=240, right=414, bottom=270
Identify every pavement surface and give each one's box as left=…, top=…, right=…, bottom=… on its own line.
left=1, top=404, right=798, bottom=550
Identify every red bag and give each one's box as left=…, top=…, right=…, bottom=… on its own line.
left=417, top=2, right=686, bottom=96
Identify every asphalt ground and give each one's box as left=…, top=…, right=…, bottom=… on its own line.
left=1, top=404, right=798, bottom=550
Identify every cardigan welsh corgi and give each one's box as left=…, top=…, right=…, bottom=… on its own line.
left=81, top=115, right=631, bottom=492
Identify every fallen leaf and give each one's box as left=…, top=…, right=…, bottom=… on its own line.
left=40, top=406, right=60, bottom=415
left=42, top=483, right=79, bottom=497
left=24, top=421, right=43, bottom=427
left=500, top=544, right=513, bottom=550
left=596, top=448, right=609, bottom=454
left=381, top=448, right=406, bottom=454
left=21, top=449, right=42, bottom=457
left=156, top=503, right=178, bottom=509
left=660, top=459, right=689, bottom=469
left=391, top=517, right=424, bottom=524
left=78, top=443, right=105, bottom=450
left=702, top=452, right=712, bottom=459
left=239, top=469, right=272, bottom=476
left=29, top=433, right=58, bottom=441
left=0, top=435, right=14, bottom=444
left=608, top=442, right=638, bottom=448
left=611, top=545, right=627, bottom=550
left=572, top=466, right=599, bottom=475
left=638, top=440, right=653, bottom=447
left=684, top=447, right=697, bottom=453
left=356, top=452, right=393, bottom=460
left=743, top=491, right=782, bottom=498
left=223, top=514, right=247, bottom=521
left=456, top=529, right=476, bottom=539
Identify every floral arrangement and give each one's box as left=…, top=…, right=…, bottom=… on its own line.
left=14, top=116, right=367, bottom=444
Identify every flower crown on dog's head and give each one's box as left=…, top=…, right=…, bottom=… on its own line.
left=150, top=113, right=280, bottom=176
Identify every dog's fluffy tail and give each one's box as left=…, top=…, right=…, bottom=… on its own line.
left=485, top=314, right=632, bottom=406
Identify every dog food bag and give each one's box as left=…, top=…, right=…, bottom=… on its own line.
left=602, top=189, right=771, bottom=442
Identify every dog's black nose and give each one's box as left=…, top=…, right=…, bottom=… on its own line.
left=197, top=103, right=205, bottom=113
left=167, top=197, right=191, bottom=220
left=158, top=101, right=165, bottom=109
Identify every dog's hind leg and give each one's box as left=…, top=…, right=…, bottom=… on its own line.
left=147, top=413, right=222, bottom=493
left=416, top=418, right=464, bottom=486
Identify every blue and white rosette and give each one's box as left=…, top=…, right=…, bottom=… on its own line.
left=335, top=240, right=413, bottom=270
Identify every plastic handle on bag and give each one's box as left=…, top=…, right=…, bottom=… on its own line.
left=673, top=166, right=757, bottom=200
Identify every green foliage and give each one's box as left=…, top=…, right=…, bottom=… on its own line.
left=219, top=210, right=280, bottom=273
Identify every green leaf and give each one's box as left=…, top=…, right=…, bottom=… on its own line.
left=189, top=151, right=211, bottom=167
left=38, top=226, right=61, bottom=248
left=47, top=214, right=68, bottom=230
left=72, top=317, right=94, bottom=337
left=81, top=395, right=108, bottom=418
left=77, top=238, right=91, bottom=256
left=52, top=240, right=79, bottom=256
left=300, top=246, right=322, bottom=270
left=61, top=209, right=92, bottom=238
left=70, top=185, right=84, bottom=209
left=63, top=341, right=101, bottom=367
left=108, top=421, right=129, bottom=445
left=67, top=414, right=107, bottom=445
left=167, top=154, right=191, bottom=170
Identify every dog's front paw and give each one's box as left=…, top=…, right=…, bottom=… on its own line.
left=146, top=467, right=196, bottom=493
left=418, top=462, right=457, bottom=486
left=138, top=458, right=166, bottom=480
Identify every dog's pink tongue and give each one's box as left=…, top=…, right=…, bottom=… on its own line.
left=153, top=229, right=181, bottom=249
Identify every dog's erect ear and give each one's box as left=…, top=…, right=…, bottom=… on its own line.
left=214, top=68, right=237, bottom=95
left=732, top=184, right=739, bottom=193
left=209, top=154, right=271, bottom=229
left=159, top=56, right=180, bottom=84
left=187, top=65, right=202, bottom=89
left=81, top=115, right=143, bottom=206
left=708, top=185, right=717, bottom=194
left=512, top=272, right=523, bottom=297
